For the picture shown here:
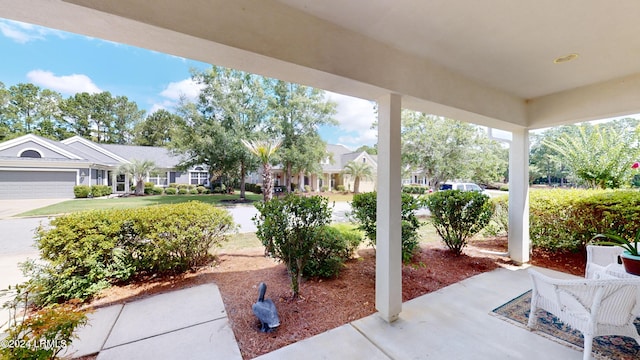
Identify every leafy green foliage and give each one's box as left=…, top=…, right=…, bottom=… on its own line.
left=530, top=189, right=640, bottom=252
left=164, top=187, right=177, bottom=195
left=424, top=190, right=494, bottom=255
left=592, top=230, right=640, bottom=256
left=341, top=160, right=373, bottom=194
left=117, top=159, right=157, bottom=196
left=482, top=195, right=509, bottom=237
left=541, top=121, right=640, bottom=189
left=349, top=192, right=422, bottom=262
left=90, top=185, right=112, bottom=197
left=303, top=224, right=363, bottom=278
left=400, top=111, right=507, bottom=190
left=31, top=202, right=235, bottom=304
left=73, top=185, right=91, bottom=198
left=133, top=109, right=184, bottom=146
left=0, top=281, right=88, bottom=360
left=253, top=195, right=332, bottom=297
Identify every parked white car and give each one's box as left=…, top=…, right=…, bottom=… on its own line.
left=439, top=182, right=490, bottom=196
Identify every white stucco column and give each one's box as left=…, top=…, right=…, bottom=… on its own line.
left=508, top=128, right=530, bottom=264
left=376, top=93, right=402, bottom=322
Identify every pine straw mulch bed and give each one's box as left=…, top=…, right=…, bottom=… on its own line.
left=84, top=238, right=586, bottom=360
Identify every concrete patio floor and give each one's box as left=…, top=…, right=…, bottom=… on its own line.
left=63, top=265, right=589, bottom=359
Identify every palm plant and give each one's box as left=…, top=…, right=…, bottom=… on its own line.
left=242, top=139, right=282, bottom=201
left=341, top=160, right=373, bottom=194
left=592, top=229, right=640, bottom=256
left=117, top=159, right=157, bottom=196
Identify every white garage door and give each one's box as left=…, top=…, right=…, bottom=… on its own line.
left=0, top=171, right=76, bottom=199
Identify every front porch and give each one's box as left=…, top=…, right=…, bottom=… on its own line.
left=67, top=265, right=585, bottom=359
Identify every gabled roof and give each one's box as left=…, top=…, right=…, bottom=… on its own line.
left=61, top=136, right=130, bottom=164
left=101, top=143, right=184, bottom=169
left=0, top=134, right=84, bottom=160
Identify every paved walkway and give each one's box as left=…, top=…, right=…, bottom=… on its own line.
left=64, top=266, right=584, bottom=360
left=63, top=283, right=241, bottom=360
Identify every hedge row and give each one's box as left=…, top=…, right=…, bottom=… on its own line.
left=31, top=201, right=236, bottom=305
left=402, top=185, right=430, bottom=194
left=530, top=189, right=640, bottom=252
left=73, top=185, right=113, bottom=198
left=245, top=183, right=262, bottom=194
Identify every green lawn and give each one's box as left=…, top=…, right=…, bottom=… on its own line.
left=18, top=193, right=264, bottom=217
left=18, top=191, right=357, bottom=217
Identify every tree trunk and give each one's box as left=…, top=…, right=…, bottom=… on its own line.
left=285, top=163, right=292, bottom=193
left=136, top=179, right=144, bottom=195
left=354, top=176, right=360, bottom=194
left=240, top=161, right=246, bottom=200
left=263, top=163, right=273, bottom=202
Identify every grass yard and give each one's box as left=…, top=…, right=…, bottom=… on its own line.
left=18, top=193, right=264, bottom=217
left=17, top=191, right=358, bottom=217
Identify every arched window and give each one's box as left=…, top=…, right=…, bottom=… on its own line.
left=19, top=149, right=42, bottom=158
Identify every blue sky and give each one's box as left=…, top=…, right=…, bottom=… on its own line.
left=0, top=18, right=377, bottom=149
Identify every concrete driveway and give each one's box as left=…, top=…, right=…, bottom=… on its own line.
left=0, top=198, right=69, bottom=219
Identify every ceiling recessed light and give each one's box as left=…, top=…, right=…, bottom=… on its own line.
left=553, top=53, right=579, bottom=64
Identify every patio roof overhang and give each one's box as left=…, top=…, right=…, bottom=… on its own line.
left=3, top=0, right=640, bottom=322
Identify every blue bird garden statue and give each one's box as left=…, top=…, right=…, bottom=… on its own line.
left=252, top=282, right=280, bottom=332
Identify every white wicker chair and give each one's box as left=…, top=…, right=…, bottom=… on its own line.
left=527, top=268, right=640, bottom=360
left=585, top=245, right=623, bottom=279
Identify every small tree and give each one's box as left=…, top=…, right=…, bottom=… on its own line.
left=341, top=160, right=374, bottom=194
left=242, top=139, right=281, bottom=201
left=117, top=159, right=156, bottom=195
left=349, top=192, right=421, bottom=262
left=253, top=195, right=332, bottom=297
left=424, top=190, right=494, bottom=255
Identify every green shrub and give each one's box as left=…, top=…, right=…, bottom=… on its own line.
left=336, top=185, right=346, bottom=192
left=245, top=183, right=263, bottom=194
left=189, top=188, right=198, bottom=195
left=178, top=188, right=188, bottom=195
left=73, top=185, right=91, bottom=198
left=483, top=195, right=509, bottom=237
left=0, top=281, right=88, bottom=360
left=499, top=184, right=509, bottom=191
left=424, top=190, right=494, bottom=255
left=303, top=224, right=363, bottom=278
left=90, top=185, right=112, bottom=197
left=31, top=202, right=235, bottom=305
left=177, top=184, right=189, bottom=189
left=321, top=186, right=329, bottom=192
left=349, top=192, right=421, bottom=262
left=253, top=195, right=332, bottom=297
left=196, top=186, right=207, bottom=194
left=164, top=187, right=177, bottom=195
left=152, top=186, right=164, bottom=195
left=143, top=182, right=155, bottom=195
left=169, top=183, right=178, bottom=188
left=530, top=189, right=640, bottom=252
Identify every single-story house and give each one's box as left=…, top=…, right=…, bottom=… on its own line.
left=0, top=134, right=206, bottom=199
left=246, top=143, right=378, bottom=192
left=0, top=134, right=376, bottom=199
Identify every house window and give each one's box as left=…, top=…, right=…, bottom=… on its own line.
left=19, top=149, right=42, bottom=158
left=362, top=157, right=366, bottom=163
left=148, top=175, right=168, bottom=186
left=189, top=168, right=209, bottom=185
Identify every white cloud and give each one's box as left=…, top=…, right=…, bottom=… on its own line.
left=338, top=129, right=378, bottom=148
left=26, top=70, right=101, bottom=94
left=0, top=19, right=65, bottom=43
left=324, top=91, right=377, bottom=147
left=148, top=103, right=167, bottom=115
left=160, top=78, right=203, bottom=102
left=325, top=91, right=376, bottom=133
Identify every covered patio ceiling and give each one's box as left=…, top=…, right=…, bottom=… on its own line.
left=3, top=0, right=640, bottom=131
